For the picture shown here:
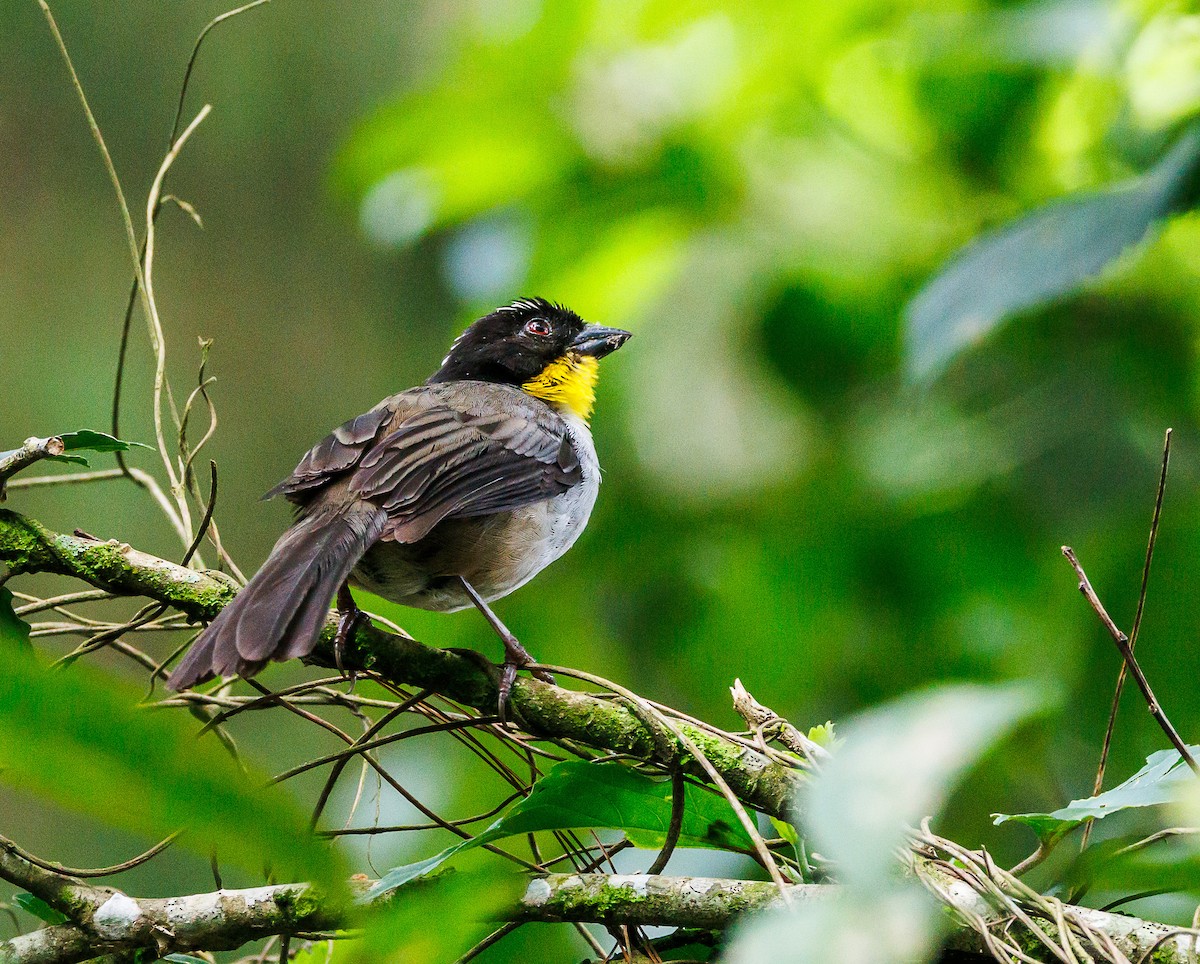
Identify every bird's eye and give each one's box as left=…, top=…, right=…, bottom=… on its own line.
left=524, top=319, right=552, bottom=337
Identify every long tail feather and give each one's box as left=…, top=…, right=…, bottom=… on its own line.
left=169, top=504, right=385, bottom=689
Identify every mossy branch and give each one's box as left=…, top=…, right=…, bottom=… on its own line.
left=0, top=508, right=801, bottom=819
left=3, top=863, right=1196, bottom=964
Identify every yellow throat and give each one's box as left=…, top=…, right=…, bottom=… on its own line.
left=522, top=353, right=600, bottom=421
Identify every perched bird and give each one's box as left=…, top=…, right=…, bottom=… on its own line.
left=169, top=298, right=630, bottom=701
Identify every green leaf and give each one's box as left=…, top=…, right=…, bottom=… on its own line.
left=163, top=956, right=210, bottom=964
left=805, top=683, right=1045, bottom=886
left=993, top=745, right=1200, bottom=840
left=0, top=653, right=344, bottom=896
left=0, top=586, right=32, bottom=652
left=13, top=893, right=68, bottom=924
left=769, top=816, right=799, bottom=847
left=368, top=760, right=753, bottom=898
left=36, top=431, right=151, bottom=469
left=905, top=123, right=1200, bottom=381
left=1079, top=834, right=1200, bottom=895
left=337, top=869, right=524, bottom=964
left=57, top=430, right=151, bottom=454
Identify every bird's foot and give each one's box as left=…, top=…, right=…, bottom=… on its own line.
left=497, top=636, right=555, bottom=723
left=455, top=576, right=554, bottom=722
left=334, top=584, right=368, bottom=688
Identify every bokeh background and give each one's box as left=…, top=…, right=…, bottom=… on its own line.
left=6, top=0, right=1200, bottom=957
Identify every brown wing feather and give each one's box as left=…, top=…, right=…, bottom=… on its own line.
left=263, top=404, right=394, bottom=503
left=350, top=406, right=581, bottom=543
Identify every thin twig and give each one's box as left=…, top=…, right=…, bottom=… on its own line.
left=0, top=832, right=179, bottom=879
left=1083, top=428, right=1173, bottom=852
left=1062, top=546, right=1199, bottom=776
left=645, top=767, right=685, bottom=876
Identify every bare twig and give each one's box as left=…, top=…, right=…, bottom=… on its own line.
left=1083, top=428, right=1173, bottom=852
left=1061, top=546, right=1199, bottom=775
left=644, top=767, right=685, bottom=876
left=729, top=678, right=829, bottom=766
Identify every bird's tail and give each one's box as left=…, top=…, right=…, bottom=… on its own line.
left=169, top=504, right=386, bottom=690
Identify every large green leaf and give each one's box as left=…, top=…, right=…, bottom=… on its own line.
left=993, top=745, right=1200, bottom=841
left=0, top=649, right=343, bottom=893
left=805, top=683, right=1044, bottom=885
left=368, top=760, right=752, bottom=898
left=43, top=430, right=151, bottom=468
left=905, top=124, right=1200, bottom=381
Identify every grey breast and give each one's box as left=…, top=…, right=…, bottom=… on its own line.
left=349, top=406, right=601, bottom=613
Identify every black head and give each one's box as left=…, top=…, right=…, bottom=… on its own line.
left=428, top=298, right=631, bottom=385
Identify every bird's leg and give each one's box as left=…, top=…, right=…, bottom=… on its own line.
left=334, top=583, right=368, bottom=684
left=457, top=576, right=555, bottom=717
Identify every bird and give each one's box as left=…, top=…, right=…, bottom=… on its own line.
left=168, top=298, right=630, bottom=704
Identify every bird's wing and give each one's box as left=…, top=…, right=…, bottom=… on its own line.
left=263, top=404, right=396, bottom=503
left=349, top=405, right=581, bottom=543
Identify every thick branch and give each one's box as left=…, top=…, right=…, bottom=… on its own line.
left=0, top=840, right=101, bottom=923
left=0, top=508, right=801, bottom=818
left=4, top=869, right=1195, bottom=964
left=0, top=440, right=65, bottom=502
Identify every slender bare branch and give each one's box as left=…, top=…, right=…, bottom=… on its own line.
left=1083, top=428, right=1173, bottom=852
left=1061, top=546, right=1199, bottom=775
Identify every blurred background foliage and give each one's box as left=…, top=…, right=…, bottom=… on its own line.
left=8, top=0, right=1200, bottom=956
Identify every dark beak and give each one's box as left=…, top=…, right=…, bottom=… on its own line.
left=570, top=325, right=632, bottom=359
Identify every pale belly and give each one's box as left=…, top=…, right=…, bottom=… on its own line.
left=351, top=473, right=599, bottom=612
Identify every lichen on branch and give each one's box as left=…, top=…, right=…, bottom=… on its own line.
left=0, top=508, right=802, bottom=819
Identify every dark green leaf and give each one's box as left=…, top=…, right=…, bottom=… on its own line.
left=368, top=760, right=752, bottom=897
left=13, top=893, right=68, bottom=925
left=905, top=124, right=1200, bottom=380
left=1083, top=835, right=1200, bottom=895
left=0, top=654, right=344, bottom=896
left=993, top=745, right=1200, bottom=840
left=41, top=454, right=91, bottom=467
left=0, top=586, right=32, bottom=652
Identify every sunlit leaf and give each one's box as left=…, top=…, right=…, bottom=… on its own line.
left=905, top=124, right=1200, bottom=381
left=14, top=893, right=68, bottom=925
left=368, top=760, right=752, bottom=897
left=0, top=651, right=343, bottom=894
left=993, top=745, right=1200, bottom=841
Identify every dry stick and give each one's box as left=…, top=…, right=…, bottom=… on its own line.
left=309, top=691, right=431, bottom=829
left=1062, top=546, right=1199, bottom=776
left=645, top=767, right=686, bottom=876
left=1081, top=429, right=1173, bottom=852
left=4, top=468, right=126, bottom=491
left=38, top=0, right=194, bottom=554
left=0, top=832, right=179, bottom=879
left=317, top=791, right=524, bottom=837
left=110, top=1, right=268, bottom=558
left=142, top=105, right=211, bottom=547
